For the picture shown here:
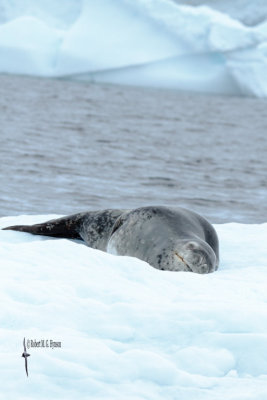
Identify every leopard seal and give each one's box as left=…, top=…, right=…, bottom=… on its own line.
left=3, top=206, right=219, bottom=273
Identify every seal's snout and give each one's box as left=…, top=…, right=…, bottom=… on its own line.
left=178, top=240, right=216, bottom=274
left=197, top=263, right=210, bottom=274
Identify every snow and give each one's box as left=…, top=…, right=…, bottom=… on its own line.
left=173, top=0, right=267, bottom=27
left=1, top=0, right=267, bottom=96
left=1, top=214, right=267, bottom=399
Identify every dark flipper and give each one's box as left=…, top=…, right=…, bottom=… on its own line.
left=2, top=213, right=87, bottom=239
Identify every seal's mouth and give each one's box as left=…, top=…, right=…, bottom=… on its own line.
left=174, top=251, right=193, bottom=272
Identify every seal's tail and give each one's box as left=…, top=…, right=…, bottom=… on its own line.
left=2, top=213, right=85, bottom=239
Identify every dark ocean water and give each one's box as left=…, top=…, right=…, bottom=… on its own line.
left=1, top=74, right=267, bottom=223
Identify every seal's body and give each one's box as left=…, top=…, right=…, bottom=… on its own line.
left=3, top=206, right=219, bottom=274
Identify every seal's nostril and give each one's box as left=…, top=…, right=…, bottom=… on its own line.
left=199, top=264, right=211, bottom=274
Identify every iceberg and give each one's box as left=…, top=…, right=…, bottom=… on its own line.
left=1, top=214, right=267, bottom=398
left=0, top=0, right=267, bottom=96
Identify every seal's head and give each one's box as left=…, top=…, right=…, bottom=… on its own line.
left=152, top=238, right=218, bottom=273
left=167, top=239, right=218, bottom=274
left=107, top=206, right=219, bottom=274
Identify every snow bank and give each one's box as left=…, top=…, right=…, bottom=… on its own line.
left=1, top=0, right=267, bottom=96
left=1, top=214, right=267, bottom=399
left=173, top=0, right=267, bottom=26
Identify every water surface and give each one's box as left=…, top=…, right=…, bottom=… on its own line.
left=1, top=75, right=267, bottom=223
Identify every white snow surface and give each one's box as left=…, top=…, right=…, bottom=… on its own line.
left=1, top=0, right=267, bottom=96
left=1, top=214, right=267, bottom=399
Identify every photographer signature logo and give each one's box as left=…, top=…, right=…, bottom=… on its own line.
left=21, top=337, right=62, bottom=376
left=22, top=337, right=30, bottom=377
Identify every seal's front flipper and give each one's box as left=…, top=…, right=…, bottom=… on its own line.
left=2, top=213, right=86, bottom=239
